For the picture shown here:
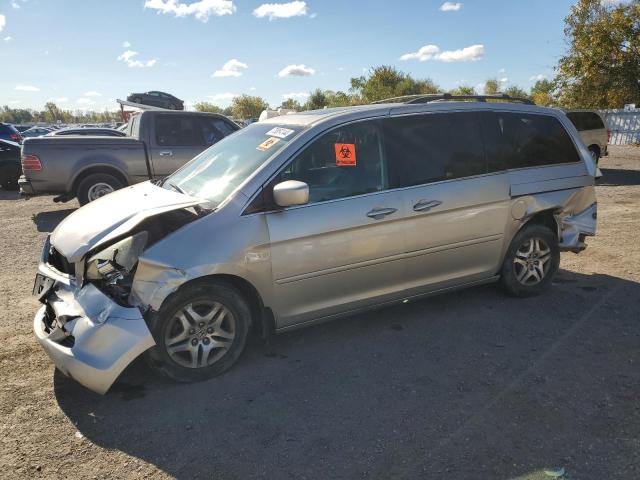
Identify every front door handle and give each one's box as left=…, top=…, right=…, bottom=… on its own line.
left=413, top=199, right=442, bottom=212
left=367, top=207, right=397, bottom=220
left=159, top=150, right=173, bottom=156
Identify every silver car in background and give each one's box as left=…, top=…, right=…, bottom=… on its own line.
left=32, top=95, right=598, bottom=394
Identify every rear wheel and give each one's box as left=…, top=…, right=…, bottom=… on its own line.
left=76, top=172, right=124, bottom=205
left=588, top=146, right=600, bottom=165
left=145, top=282, right=251, bottom=383
left=0, top=164, right=20, bottom=190
left=500, top=224, right=560, bottom=297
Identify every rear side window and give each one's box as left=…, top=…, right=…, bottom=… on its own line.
left=383, top=112, right=486, bottom=187
left=155, top=115, right=199, bottom=146
left=566, top=112, right=605, bottom=131
left=481, top=112, right=580, bottom=171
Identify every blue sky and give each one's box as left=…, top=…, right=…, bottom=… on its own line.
left=0, top=0, right=578, bottom=111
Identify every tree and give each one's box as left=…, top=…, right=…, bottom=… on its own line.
left=503, top=85, right=530, bottom=100
left=449, top=85, right=477, bottom=96
left=193, top=102, right=224, bottom=114
left=556, top=0, right=640, bottom=108
left=281, top=98, right=302, bottom=111
left=350, top=66, right=440, bottom=103
left=484, top=79, right=500, bottom=95
left=530, top=79, right=558, bottom=106
left=304, top=89, right=329, bottom=110
left=231, top=94, right=268, bottom=120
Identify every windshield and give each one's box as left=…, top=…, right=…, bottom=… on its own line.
left=164, top=123, right=303, bottom=205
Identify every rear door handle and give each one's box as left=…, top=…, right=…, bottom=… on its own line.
left=413, top=199, right=442, bottom=212
left=159, top=150, right=173, bottom=156
left=367, top=207, right=397, bottom=220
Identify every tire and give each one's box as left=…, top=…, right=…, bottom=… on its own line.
left=0, top=164, right=20, bottom=191
left=144, top=282, right=251, bottom=383
left=588, top=146, right=600, bottom=165
left=168, top=103, right=177, bottom=110
left=75, top=172, right=124, bottom=206
left=500, top=223, right=560, bottom=297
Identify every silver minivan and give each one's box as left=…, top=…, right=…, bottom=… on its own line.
left=32, top=96, right=598, bottom=394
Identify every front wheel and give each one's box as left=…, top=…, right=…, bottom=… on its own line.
left=500, top=224, right=560, bottom=297
left=76, top=172, right=124, bottom=205
left=145, top=282, right=251, bottom=383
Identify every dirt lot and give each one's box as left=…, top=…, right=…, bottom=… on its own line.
left=1, top=146, right=639, bottom=480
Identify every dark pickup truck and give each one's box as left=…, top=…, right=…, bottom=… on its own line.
left=19, top=111, right=239, bottom=205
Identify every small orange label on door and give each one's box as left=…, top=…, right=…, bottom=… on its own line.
left=335, top=143, right=356, bottom=166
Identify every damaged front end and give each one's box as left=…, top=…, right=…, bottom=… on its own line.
left=33, top=183, right=206, bottom=394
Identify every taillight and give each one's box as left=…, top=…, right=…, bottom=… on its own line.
left=22, top=154, right=42, bottom=172
left=10, top=133, right=20, bottom=141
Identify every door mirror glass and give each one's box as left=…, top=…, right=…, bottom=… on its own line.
left=273, top=180, right=309, bottom=207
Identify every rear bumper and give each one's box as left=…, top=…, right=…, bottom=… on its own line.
left=33, top=262, right=155, bottom=394
left=18, top=175, right=36, bottom=196
left=558, top=202, right=597, bottom=253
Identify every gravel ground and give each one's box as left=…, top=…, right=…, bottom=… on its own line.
left=1, top=146, right=639, bottom=480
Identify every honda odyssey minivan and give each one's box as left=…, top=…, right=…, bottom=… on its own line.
left=32, top=95, right=598, bottom=394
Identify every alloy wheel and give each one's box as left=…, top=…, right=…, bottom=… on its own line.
left=164, top=301, right=236, bottom=368
left=87, top=182, right=114, bottom=201
left=513, top=237, right=552, bottom=286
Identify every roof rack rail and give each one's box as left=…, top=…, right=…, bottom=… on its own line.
left=371, top=93, right=535, bottom=105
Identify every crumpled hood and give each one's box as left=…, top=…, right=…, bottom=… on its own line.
left=50, top=181, right=207, bottom=263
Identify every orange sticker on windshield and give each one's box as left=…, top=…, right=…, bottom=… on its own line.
left=256, top=137, right=280, bottom=151
left=335, top=143, right=356, bottom=166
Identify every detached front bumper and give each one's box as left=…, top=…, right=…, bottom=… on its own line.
left=33, top=262, right=155, bottom=394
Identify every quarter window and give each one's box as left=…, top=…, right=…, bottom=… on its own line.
left=481, top=111, right=580, bottom=171
left=383, top=112, right=486, bottom=187
left=275, top=120, right=387, bottom=204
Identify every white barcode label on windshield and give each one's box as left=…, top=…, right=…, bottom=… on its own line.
left=265, top=127, right=295, bottom=139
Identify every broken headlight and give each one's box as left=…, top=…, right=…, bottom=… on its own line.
left=86, top=231, right=148, bottom=303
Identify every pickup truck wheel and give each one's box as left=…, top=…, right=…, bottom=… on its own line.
left=144, top=282, right=251, bottom=383
left=500, top=224, right=560, bottom=297
left=0, top=164, right=20, bottom=191
left=76, top=173, right=124, bottom=205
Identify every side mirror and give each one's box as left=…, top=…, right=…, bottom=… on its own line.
left=273, top=180, right=309, bottom=207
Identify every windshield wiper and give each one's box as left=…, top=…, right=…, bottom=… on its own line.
left=166, top=181, right=186, bottom=195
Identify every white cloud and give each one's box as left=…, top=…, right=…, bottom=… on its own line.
left=499, top=68, right=506, bottom=74
left=117, top=50, right=157, bottom=68
left=208, top=92, right=236, bottom=104
left=212, top=58, right=248, bottom=77
left=4, top=36, right=12, bottom=42
left=400, top=44, right=484, bottom=62
left=439, top=2, right=462, bottom=11
left=11, top=0, right=24, bottom=9
left=529, top=74, right=547, bottom=81
left=499, top=77, right=508, bottom=83
left=15, top=85, right=39, bottom=92
left=122, top=40, right=131, bottom=48
left=9, top=100, right=19, bottom=105
left=282, top=92, right=309, bottom=100
left=0, top=14, right=6, bottom=33
left=77, top=98, right=95, bottom=105
left=253, top=1, right=307, bottom=20
left=56, top=97, right=69, bottom=103
left=278, top=64, right=315, bottom=77
left=84, top=91, right=102, bottom=97
left=144, top=0, right=235, bottom=22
